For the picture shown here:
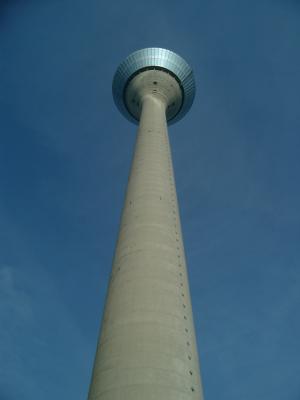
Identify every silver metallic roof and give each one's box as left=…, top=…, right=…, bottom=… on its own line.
left=112, top=48, right=196, bottom=124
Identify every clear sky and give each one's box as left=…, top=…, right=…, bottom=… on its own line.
left=0, top=0, right=299, bottom=399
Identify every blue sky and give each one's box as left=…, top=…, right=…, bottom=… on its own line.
left=0, top=0, right=299, bottom=399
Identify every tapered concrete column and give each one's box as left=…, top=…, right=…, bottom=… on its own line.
left=87, top=48, right=204, bottom=400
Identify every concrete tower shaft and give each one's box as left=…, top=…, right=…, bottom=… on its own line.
left=87, top=48, right=204, bottom=400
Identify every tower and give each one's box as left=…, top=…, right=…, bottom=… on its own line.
left=88, top=48, right=204, bottom=400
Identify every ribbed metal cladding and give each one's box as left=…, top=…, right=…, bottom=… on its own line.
left=87, top=92, right=204, bottom=399
left=112, top=48, right=196, bottom=124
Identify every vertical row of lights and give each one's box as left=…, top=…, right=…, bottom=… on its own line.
left=165, top=130, right=196, bottom=394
